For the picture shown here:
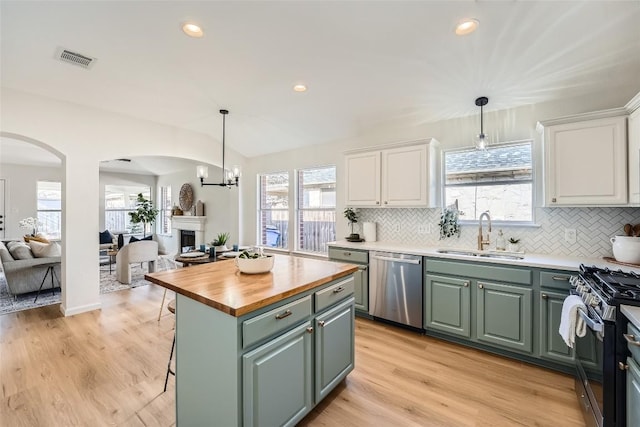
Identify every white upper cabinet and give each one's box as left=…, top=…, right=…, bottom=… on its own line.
left=541, top=113, right=628, bottom=206
left=345, top=140, right=439, bottom=208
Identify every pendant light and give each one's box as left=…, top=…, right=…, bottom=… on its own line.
left=196, top=109, right=240, bottom=188
left=474, top=96, right=490, bottom=150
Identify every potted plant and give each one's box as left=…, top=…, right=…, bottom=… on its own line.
left=211, top=232, right=231, bottom=252
left=343, top=208, right=360, bottom=241
left=508, top=237, right=521, bottom=252
left=128, top=193, right=159, bottom=237
left=438, top=207, right=460, bottom=240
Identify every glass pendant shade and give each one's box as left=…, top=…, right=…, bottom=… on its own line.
left=196, top=165, right=209, bottom=178
left=474, top=96, right=490, bottom=151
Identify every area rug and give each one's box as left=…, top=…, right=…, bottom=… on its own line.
left=0, top=261, right=163, bottom=316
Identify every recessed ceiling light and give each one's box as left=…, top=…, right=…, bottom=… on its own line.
left=293, top=84, right=307, bottom=92
left=455, top=18, right=479, bottom=36
left=182, top=23, right=204, bottom=38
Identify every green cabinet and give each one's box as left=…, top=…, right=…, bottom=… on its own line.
left=539, top=290, right=574, bottom=363
left=424, top=274, right=471, bottom=338
left=424, top=259, right=533, bottom=355
left=628, top=358, right=640, bottom=427
left=476, top=281, right=532, bottom=353
left=243, top=321, right=314, bottom=427
left=328, top=247, right=368, bottom=312
left=315, top=297, right=355, bottom=401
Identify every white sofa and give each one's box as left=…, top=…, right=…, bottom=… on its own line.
left=115, top=240, right=158, bottom=284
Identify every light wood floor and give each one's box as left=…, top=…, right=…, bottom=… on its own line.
left=0, top=284, right=586, bottom=427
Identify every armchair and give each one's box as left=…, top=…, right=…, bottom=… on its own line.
left=115, top=240, right=158, bottom=284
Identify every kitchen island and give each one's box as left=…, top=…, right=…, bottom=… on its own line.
left=146, top=254, right=358, bottom=427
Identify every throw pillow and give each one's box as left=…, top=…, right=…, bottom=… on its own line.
left=129, top=235, right=152, bottom=243
left=117, top=234, right=124, bottom=249
left=28, top=241, right=62, bottom=258
left=0, top=242, right=13, bottom=263
left=99, top=230, right=114, bottom=245
left=8, top=242, right=34, bottom=259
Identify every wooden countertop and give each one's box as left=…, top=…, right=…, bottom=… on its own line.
left=145, top=255, right=358, bottom=317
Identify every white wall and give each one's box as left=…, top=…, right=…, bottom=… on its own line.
left=1, top=88, right=245, bottom=316
left=0, top=163, right=63, bottom=239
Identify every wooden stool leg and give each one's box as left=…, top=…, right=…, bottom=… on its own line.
left=158, top=288, right=168, bottom=322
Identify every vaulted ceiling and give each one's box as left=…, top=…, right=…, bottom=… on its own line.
left=2, top=1, right=639, bottom=159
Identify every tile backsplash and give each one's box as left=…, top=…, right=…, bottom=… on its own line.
left=357, top=207, right=640, bottom=258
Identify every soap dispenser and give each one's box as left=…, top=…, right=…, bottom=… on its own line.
left=496, top=229, right=506, bottom=251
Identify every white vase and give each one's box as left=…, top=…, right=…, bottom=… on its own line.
left=215, top=245, right=229, bottom=253
left=507, top=243, right=519, bottom=252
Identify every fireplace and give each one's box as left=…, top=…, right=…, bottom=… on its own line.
left=180, top=230, right=195, bottom=252
left=171, top=216, right=207, bottom=254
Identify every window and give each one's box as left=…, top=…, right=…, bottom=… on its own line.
left=258, top=172, right=289, bottom=249
left=296, top=166, right=336, bottom=254
left=105, top=185, right=151, bottom=233
left=158, top=186, right=172, bottom=235
left=37, top=181, right=62, bottom=239
left=443, top=141, right=533, bottom=223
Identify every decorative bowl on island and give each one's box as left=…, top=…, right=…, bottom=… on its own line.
left=235, top=253, right=275, bottom=274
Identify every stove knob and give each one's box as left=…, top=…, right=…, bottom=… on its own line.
left=589, top=295, right=599, bottom=307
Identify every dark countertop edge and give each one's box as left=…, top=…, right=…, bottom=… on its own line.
left=145, top=265, right=358, bottom=317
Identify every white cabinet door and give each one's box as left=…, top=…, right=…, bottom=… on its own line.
left=629, top=108, right=640, bottom=205
left=545, top=116, right=627, bottom=205
left=345, top=151, right=381, bottom=206
left=381, top=144, right=428, bottom=206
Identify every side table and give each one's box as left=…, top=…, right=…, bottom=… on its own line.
left=107, top=248, right=118, bottom=274
left=34, top=262, right=60, bottom=303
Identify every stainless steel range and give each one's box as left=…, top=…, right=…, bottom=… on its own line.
left=570, top=265, right=640, bottom=427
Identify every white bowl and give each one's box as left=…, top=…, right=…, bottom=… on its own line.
left=610, top=236, right=640, bottom=264
left=235, top=255, right=275, bottom=274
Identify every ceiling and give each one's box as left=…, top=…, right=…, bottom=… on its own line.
left=1, top=1, right=639, bottom=160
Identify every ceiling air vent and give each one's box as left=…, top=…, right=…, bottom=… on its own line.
left=55, top=48, right=96, bottom=69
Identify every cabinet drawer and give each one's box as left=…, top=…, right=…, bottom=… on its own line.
left=328, top=247, right=368, bottom=264
left=539, top=271, right=573, bottom=290
left=315, top=277, right=355, bottom=313
left=426, top=259, right=531, bottom=285
left=243, top=296, right=312, bottom=349
left=627, top=322, right=640, bottom=362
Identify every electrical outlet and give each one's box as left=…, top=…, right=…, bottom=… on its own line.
left=564, top=228, right=577, bottom=244
left=393, top=224, right=401, bottom=233
left=418, top=225, right=427, bottom=234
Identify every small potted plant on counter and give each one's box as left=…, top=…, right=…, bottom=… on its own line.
left=508, top=237, right=521, bottom=252
left=343, top=208, right=361, bottom=242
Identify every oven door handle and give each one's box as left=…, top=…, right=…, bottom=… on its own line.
left=578, top=308, right=604, bottom=333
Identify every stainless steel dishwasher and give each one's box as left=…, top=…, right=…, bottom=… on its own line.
left=369, top=251, right=423, bottom=328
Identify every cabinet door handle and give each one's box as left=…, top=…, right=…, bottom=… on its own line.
left=318, top=320, right=326, bottom=327
left=332, top=286, right=344, bottom=294
left=478, top=284, right=484, bottom=289
left=619, top=361, right=629, bottom=371
left=384, top=201, right=388, bottom=204
left=376, top=201, right=380, bottom=205
left=552, top=276, right=569, bottom=281
left=551, top=197, right=557, bottom=203
left=306, top=327, right=314, bottom=334
left=463, top=281, right=469, bottom=287
left=275, top=310, right=292, bottom=320
left=623, top=333, right=640, bottom=347
left=541, top=293, right=548, bottom=299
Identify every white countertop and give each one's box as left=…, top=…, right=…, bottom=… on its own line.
left=622, top=305, right=640, bottom=330
left=329, top=240, right=640, bottom=273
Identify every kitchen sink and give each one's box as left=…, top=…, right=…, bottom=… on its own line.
left=435, top=249, right=524, bottom=260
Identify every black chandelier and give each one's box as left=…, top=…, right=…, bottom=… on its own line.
left=196, top=109, right=240, bottom=188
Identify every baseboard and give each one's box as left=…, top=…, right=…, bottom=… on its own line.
left=60, top=301, right=102, bottom=317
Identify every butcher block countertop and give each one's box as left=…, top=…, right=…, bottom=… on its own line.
left=145, top=255, right=358, bottom=317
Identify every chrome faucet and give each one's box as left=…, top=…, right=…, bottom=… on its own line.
left=478, top=211, right=492, bottom=250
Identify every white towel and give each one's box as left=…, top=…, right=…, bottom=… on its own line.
left=559, top=295, right=587, bottom=348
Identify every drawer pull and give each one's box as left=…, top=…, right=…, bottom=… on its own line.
left=552, top=276, right=570, bottom=281
left=624, top=333, right=640, bottom=346
left=343, top=251, right=351, bottom=256
left=332, top=286, right=345, bottom=294
left=275, top=310, right=292, bottom=320
left=318, top=320, right=326, bottom=327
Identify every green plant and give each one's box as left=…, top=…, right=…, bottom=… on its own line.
left=438, top=207, right=460, bottom=240
left=343, top=208, right=359, bottom=235
left=212, top=232, right=230, bottom=246
left=128, top=193, right=159, bottom=237
left=509, top=237, right=520, bottom=244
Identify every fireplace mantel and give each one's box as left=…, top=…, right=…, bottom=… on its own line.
left=172, top=216, right=206, bottom=249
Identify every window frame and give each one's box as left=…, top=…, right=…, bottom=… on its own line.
left=157, top=185, right=172, bottom=236
left=295, top=165, right=337, bottom=255
left=257, top=172, right=290, bottom=250
left=442, top=140, right=535, bottom=226
left=36, top=180, right=62, bottom=239
left=104, top=185, right=152, bottom=234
